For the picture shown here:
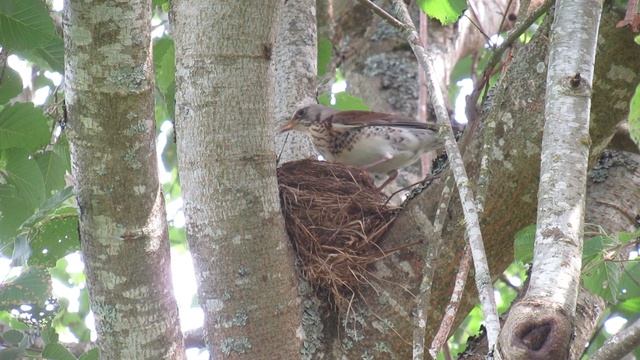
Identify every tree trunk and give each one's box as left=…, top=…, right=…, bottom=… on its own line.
left=273, top=0, right=317, bottom=163
left=172, top=1, right=303, bottom=358
left=63, top=0, right=184, bottom=358
left=499, top=2, right=603, bottom=358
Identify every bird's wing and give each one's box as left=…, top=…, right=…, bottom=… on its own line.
left=329, top=110, right=438, bottom=131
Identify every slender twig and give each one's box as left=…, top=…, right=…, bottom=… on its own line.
left=411, top=169, right=453, bottom=359
left=411, top=209, right=440, bottom=360
left=465, top=3, right=492, bottom=45
left=443, top=343, right=453, bottom=360
left=473, top=0, right=552, bottom=99
left=418, top=10, right=432, bottom=178
left=356, top=0, right=406, bottom=30
left=429, top=246, right=472, bottom=357
left=383, top=0, right=500, bottom=351
left=466, top=0, right=552, bottom=119
left=463, top=13, right=493, bottom=46
left=499, top=274, right=520, bottom=291
left=495, top=0, right=516, bottom=43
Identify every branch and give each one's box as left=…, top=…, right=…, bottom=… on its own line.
left=359, top=0, right=501, bottom=351
left=356, top=0, right=406, bottom=30
left=590, top=317, right=640, bottom=360
left=412, top=174, right=456, bottom=359
left=498, top=0, right=604, bottom=358
left=411, top=209, right=440, bottom=360
left=429, top=246, right=472, bottom=357
left=470, top=0, right=553, bottom=108
left=485, top=0, right=552, bottom=73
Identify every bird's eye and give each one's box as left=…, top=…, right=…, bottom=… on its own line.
left=296, top=108, right=306, bottom=119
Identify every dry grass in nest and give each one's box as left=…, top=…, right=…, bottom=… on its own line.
left=277, top=159, right=399, bottom=308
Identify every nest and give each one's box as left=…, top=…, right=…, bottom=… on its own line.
left=277, top=159, right=399, bottom=307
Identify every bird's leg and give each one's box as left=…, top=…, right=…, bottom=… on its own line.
left=377, top=170, right=398, bottom=190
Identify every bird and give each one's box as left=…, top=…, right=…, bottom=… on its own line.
left=279, top=104, right=444, bottom=189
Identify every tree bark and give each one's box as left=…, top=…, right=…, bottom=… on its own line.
left=499, top=2, right=603, bottom=358
left=273, top=0, right=317, bottom=163
left=309, top=7, right=640, bottom=358
left=591, top=316, right=640, bottom=360
left=172, top=1, right=303, bottom=359
left=63, top=0, right=184, bottom=358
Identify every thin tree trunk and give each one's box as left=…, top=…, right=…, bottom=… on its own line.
left=172, top=2, right=303, bottom=358
left=63, top=0, right=184, bottom=358
left=498, top=1, right=603, bottom=359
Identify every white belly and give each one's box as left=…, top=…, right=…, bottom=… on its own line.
left=326, top=127, right=440, bottom=174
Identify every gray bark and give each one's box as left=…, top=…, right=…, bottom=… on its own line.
left=63, top=0, right=184, bottom=358
left=499, top=1, right=603, bottom=358
left=591, top=316, right=640, bottom=360
left=311, top=7, right=640, bottom=358
left=389, top=0, right=501, bottom=350
left=172, top=1, right=303, bottom=359
left=273, top=0, right=317, bottom=163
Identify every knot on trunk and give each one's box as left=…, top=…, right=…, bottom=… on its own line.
left=498, top=300, right=573, bottom=360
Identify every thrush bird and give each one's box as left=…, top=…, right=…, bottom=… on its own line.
left=280, top=104, right=444, bottom=189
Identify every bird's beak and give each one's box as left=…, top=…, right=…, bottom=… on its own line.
left=279, top=119, right=295, bottom=133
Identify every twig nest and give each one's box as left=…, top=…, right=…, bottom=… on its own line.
left=277, top=159, right=399, bottom=307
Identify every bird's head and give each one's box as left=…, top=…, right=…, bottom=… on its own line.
left=279, top=104, right=333, bottom=133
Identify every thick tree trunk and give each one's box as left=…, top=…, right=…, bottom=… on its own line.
left=63, top=0, right=184, bottom=358
left=172, top=2, right=303, bottom=358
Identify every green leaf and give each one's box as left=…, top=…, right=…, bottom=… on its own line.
left=582, top=235, right=608, bottom=263
left=11, top=233, right=31, bottom=266
left=0, top=348, right=25, bottom=360
left=52, top=136, right=71, bottom=172
left=0, top=184, right=32, bottom=249
left=20, top=187, right=74, bottom=230
left=617, top=229, right=640, bottom=244
left=153, top=37, right=175, bottom=121
left=617, top=297, right=640, bottom=316
left=29, top=215, right=79, bottom=267
left=78, top=349, right=99, bottom=360
left=417, top=0, right=466, bottom=25
left=154, top=37, right=175, bottom=91
left=618, top=262, right=640, bottom=300
left=2, top=329, right=24, bottom=345
left=169, top=226, right=186, bottom=246
left=0, top=0, right=59, bottom=50
left=0, top=267, right=51, bottom=309
left=0, top=311, right=29, bottom=331
left=317, top=37, right=332, bottom=77
left=3, top=148, right=46, bottom=210
left=43, top=343, right=77, bottom=360
left=26, top=36, right=65, bottom=73
left=628, top=83, right=640, bottom=150
left=41, top=326, right=58, bottom=344
left=33, top=72, right=55, bottom=89
left=513, top=224, right=536, bottom=264
left=0, top=103, right=50, bottom=151
left=582, top=259, right=622, bottom=303
left=0, top=67, right=23, bottom=104
left=35, top=151, right=67, bottom=196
